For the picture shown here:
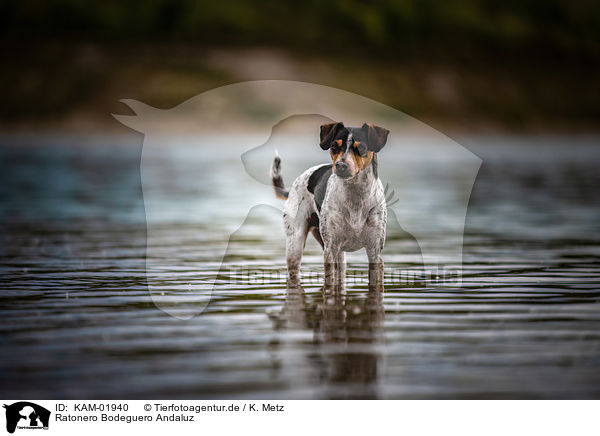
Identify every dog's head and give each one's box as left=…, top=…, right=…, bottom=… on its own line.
left=319, top=122, right=389, bottom=179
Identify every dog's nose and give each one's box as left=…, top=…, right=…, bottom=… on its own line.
left=335, top=161, right=348, bottom=172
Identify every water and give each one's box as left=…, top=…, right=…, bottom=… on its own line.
left=1, top=133, right=599, bottom=399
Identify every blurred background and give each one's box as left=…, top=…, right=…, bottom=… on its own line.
left=1, top=0, right=599, bottom=132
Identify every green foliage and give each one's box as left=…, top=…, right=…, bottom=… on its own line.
left=1, top=0, right=599, bottom=58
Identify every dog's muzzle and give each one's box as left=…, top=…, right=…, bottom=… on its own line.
left=335, top=161, right=352, bottom=178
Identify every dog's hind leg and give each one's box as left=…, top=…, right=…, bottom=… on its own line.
left=310, top=227, right=324, bottom=248
left=285, top=223, right=309, bottom=286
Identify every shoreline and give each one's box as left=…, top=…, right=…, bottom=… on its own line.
left=1, top=44, right=598, bottom=136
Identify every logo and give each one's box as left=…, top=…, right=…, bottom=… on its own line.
left=3, top=402, right=50, bottom=434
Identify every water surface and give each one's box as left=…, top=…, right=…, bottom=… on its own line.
left=1, top=134, right=599, bottom=399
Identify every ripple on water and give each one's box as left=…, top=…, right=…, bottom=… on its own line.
left=1, top=136, right=599, bottom=398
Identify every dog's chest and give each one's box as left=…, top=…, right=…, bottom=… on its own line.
left=327, top=201, right=368, bottom=231
left=320, top=179, right=381, bottom=251
left=330, top=208, right=369, bottom=250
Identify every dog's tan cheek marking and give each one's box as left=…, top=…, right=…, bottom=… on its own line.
left=352, top=147, right=373, bottom=171
left=330, top=150, right=342, bottom=165
left=330, top=139, right=343, bottom=164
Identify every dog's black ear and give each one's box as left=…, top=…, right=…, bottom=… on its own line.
left=362, top=123, right=389, bottom=152
left=319, top=122, right=344, bottom=150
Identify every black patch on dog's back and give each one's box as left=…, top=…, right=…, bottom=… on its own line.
left=307, top=164, right=332, bottom=212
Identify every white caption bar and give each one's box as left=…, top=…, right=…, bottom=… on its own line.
left=1, top=400, right=597, bottom=436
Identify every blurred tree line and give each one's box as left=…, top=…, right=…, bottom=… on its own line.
left=1, top=0, right=599, bottom=130
left=1, top=0, right=599, bottom=61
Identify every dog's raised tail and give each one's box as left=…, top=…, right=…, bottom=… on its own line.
left=271, top=151, right=289, bottom=200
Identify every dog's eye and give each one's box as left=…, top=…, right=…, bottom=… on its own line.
left=355, top=142, right=367, bottom=156
left=331, top=145, right=340, bottom=153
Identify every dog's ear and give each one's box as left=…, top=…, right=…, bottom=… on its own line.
left=319, top=122, right=344, bottom=150
left=362, top=123, right=389, bottom=152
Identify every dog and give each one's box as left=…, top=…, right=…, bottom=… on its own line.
left=271, top=122, right=389, bottom=289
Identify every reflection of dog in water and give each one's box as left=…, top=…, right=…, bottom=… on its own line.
left=3, top=402, right=51, bottom=434
left=269, top=284, right=384, bottom=398
left=271, top=122, right=389, bottom=289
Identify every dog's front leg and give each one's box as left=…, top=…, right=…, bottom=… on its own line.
left=334, top=251, right=346, bottom=288
left=323, top=247, right=336, bottom=289
left=366, top=245, right=384, bottom=290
